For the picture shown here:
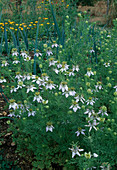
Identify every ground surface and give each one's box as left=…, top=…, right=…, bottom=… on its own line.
left=0, top=87, right=33, bottom=169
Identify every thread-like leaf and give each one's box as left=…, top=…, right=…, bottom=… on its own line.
left=19, top=27, right=28, bottom=50
left=9, top=28, right=17, bottom=48
left=4, top=23, right=8, bottom=54
left=0, top=32, right=4, bottom=54
left=50, top=4, right=61, bottom=43
left=34, top=21, right=40, bottom=75
left=0, top=11, right=2, bottom=22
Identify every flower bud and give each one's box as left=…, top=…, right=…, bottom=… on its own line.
left=43, top=44, right=47, bottom=48
left=87, top=89, right=92, bottom=94
left=68, top=110, right=73, bottom=114
left=107, top=83, right=112, bottom=88
left=39, top=64, right=42, bottom=68
left=66, top=15, right=69, bottom=19
left=107, top=128, right=111, bottom=131
left=93, top=71, right=96, bottom=75
left=6, top=120, right=10, bottom=124
left=86, top=82, right=90, bottom=87
left=55, top=93, right=58, bottom=96
left=78, top=13, right=82, bottom=17
left=114, top=132, right=117, bottom=136
left=108, top=70, right=112, bottom=74
left=45, top=105, right=49, bottom=109
left=106, top=77, right=110, bottom=81
left=114, top=92, right=117, bottom=96
left=100, top=59, right=104, bottom=62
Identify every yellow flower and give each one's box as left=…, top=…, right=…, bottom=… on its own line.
left=35, top=21, right=38, bottom=23
left=44, top=17, right=48, bottom=20
left=10, top=27, right=14, bottom=30
left=47, top=22, right=50, bottom=25
left=40, top=24, right=43, bottom=26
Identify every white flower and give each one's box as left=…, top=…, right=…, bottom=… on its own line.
left=93, top=153, right=98, bottom=157
left=75, top=127, right=85, bottom=136
left=85, top=120, right=99, bottom=132
left=53, top=68, right=59, bottom=74
left=34, top=52, right=42, bottom=57
left=52, top=42, right=59, bottom=48
left=12, top=51, right=19, bottom=56
left=59, top=82, right=68, bottom=92
left=9, top=99, right=18, bottom=110
left=86, top=68, right=94, bottom=77
left=27, top=109, right=36, bottom=117
left=0, top=77, right=6, bottom=83
left=98, top=106, right=108, bottom=116
left=84, top=109, right=95, bottom=117
left=69, top=101, right=81, bottom=112
left=17, top=81, right=25, bottom=89
left=46, top=122, right=54, bottom=132
left=23, top=55, right=31, bottom=61
left=1, top=60, right=9, bottom=67
left=107, top=35, right=111, bottom=38
left=46, top=48, right=53, bottom=56
left=49, top=58, right=57, bottom=67
left=62, top=91, right=69, bottom=98
left=69, top=145, right=84, bottom=158
left=26, top=85, right=37, bottom=93
left=15, top=72, right=23, bottom=79
left=56, top=61, right=62, bottom=68
left=68, top=69, right=75, bottom=76
left=72, top=65, right=79, bottom=72
left=42, top=100, right=48, bottom=104
left=95, top=82, right=103, bottom=92
left=98, top=109, right=108, bottom=116
left=74, top=94, right=85, bottom=104
left=60, top=63, right=69, bottom=72
left=12, top=60, right=20, bottom=64
left=69, top=87, right=76, bottom=96
left=84, top=152, right=92, bottom=159
left=103, top=62, right=110, bottom=67
left=20, top=51, right=27, bottom=58
left=113, top=85, right=117, bottom=92
left=45, top=80, right=56, bottom=90
left=23, top=73, right=32, bottom=81
left=32, top=76, right=44, bottom=86
left=33, top=92, right=43, bottom=103
left=41, top=73, right=49, bottom=81
left=90, top=49, right=95, bottom=53
left=86, top=97, right=95, bottom=106
left=10, top=86, right=17, bottom=93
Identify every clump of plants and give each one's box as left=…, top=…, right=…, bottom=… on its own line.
left=0, top=1, right=117, bottom=169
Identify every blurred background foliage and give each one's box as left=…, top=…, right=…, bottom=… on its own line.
left=0, top=0, right=116, bottom=25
